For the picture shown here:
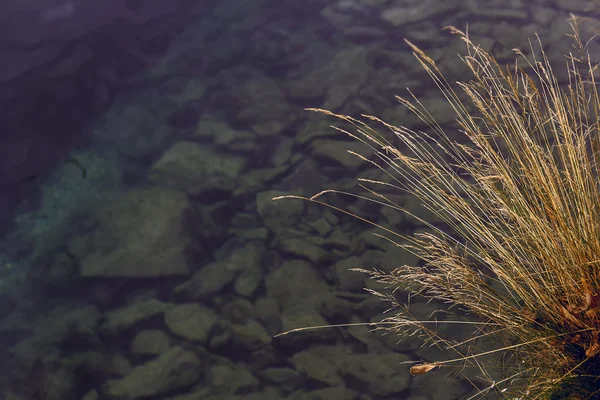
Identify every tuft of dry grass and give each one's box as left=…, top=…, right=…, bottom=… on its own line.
left=275, top=17, right=600, bottom=399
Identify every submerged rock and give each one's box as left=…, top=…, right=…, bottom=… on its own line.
left=72, top=187, right=192, bottom=277
left=104, top=346, right=203, bottom=399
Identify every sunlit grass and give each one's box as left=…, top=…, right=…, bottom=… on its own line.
left=275, top=17, right=600, bottom=399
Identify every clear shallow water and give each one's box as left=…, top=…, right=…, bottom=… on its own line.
left=0, top=1, right=592, bottom=399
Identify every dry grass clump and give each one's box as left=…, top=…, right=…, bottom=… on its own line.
left=275, top=18, right=600, bottom=399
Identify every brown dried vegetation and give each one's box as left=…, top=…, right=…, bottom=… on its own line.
left=275, top=17, right=600, bottom=399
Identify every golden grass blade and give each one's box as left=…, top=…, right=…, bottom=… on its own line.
left=279, top=16, right=600, bottom=399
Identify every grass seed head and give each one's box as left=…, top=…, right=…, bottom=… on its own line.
left=277, top=16, right=600, bottom=399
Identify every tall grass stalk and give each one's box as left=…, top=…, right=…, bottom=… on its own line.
left=275, top=18, right=600, bottom=399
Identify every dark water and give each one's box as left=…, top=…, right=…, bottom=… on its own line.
left=0, top=1, right=593, bottom=399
